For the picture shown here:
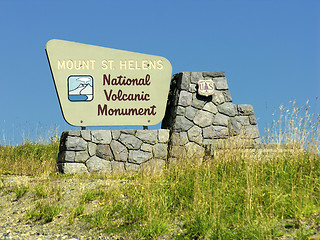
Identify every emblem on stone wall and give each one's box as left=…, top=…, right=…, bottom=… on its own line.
left=197, top=79, right=215, bottom=97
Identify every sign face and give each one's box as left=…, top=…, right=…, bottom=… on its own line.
left=197, top=79, right=215, bottom=97
left=45, top=39, right=172, bottom=126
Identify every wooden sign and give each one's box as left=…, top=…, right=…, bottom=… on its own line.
left=46, top=39, right=172, bottom=126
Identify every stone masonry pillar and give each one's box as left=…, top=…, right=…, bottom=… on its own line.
left=161, top=71, right=261, bottom=161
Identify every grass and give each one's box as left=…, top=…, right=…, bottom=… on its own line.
left=13, top=184, right=29, bottom=200
left=76, top=150, right=319, bottom=239
left=25, top=200, right=62, bottom=223
left=69, top=204, right=85, bottom=224
left=34, top=182, right=62, bottom=200
left=0, top=101, right=319, bottom=239
left=0, top=136, right=59, bottom=176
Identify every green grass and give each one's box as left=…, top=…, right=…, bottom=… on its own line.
left=80, top=188, right=108, bottom=203
left=77, top=102, right=320, bottom=239
left=25, top=201, right=62, bottom=223
left=34, top=183, right=50, bottom=198
left=76, top=150, right=319, bottom=239
left=0, top=136, right=59, bottom=176
left=13, top=184, right=29, bottom=200
left=68, top=204, right=85, bottom=224
left=33, top=182, right=62, bottom=201
left=0, top=101, right=319, bottom=239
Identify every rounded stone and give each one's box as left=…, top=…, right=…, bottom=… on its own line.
left=202, top=71, right=225, bottom=78
left=238, top=104, right=254, bottom=116
left=74, top=151, right=90, bottom=163
left=185, top=142, right=205, bottom=159
left=178, top=90, right=193, bottom=107
left=96, top=144, right=114, bottom=161
left=176, top=106, right=186, bottom=116
left=223, top=90, right=232, bottom=102
left=179, top=72, right=191, bottom=90
left=211, top=92, right=225, bottom=105
left=235, top=116, right=250, bottom=126
left=80, top=130, right=91, bottom=141
left=174, top=116, right=194, bottom=131
left=242, top=125, right=260, bottom=139
left=229, top=117, right=242, bottom=136
left=136, top=130, right=158, bottom=144
left=91, top=130, right=112, bottom=144
left=128, top=150, right=153, bottom=164
left=57, top=163, right=88, bottom=174
left=152, top=143, right=168, bottom=159
left=141, top=143, right=153, bottom=152
left=88, top=142, right=97, bottom=156
left=111, top=161, right=125, bottom=174
left=57, top=151, right=75, bottom=163
left=217, top=102, right=237, bottom=117
left=193, top=110, right=214, bottom=127
left=187, top=125, right=203, bottom=144
left=111, top=130, right=121, bottom=140
left=86, top=156, right=111, bottom=173
left=119, top=134, right=143, bottom=150
left=190, top=72, right=203, bottom=84
left=203, top=102, right=218, bottom=114
left=110, top=140, right=128, bottom=162
left=65, top=136, right=87, bottom=151
left=213, top=77, right=228, bottom=90
left=158, top=129, right=170, bottom=143
left=213, top=113, right=229, bottom=127
left=203, top=126, right=229, bottom=139
left=185, top=106, right=197, bottom=121
left=191, top=94, right=208, bottom=109
left=249, top=115, right=257, bottom=125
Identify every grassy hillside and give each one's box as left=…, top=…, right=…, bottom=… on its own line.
left=0, top=136, right=59, bottom=176
left=0, top=102, right=319, bottom=239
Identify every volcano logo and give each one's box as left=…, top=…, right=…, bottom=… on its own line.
left=68, top=76, right=93, bottom=102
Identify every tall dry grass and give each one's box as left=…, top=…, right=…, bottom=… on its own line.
left=265, top=100, right=319, bottom=153
left=0, top=101, right=319, bottom=239
left=75, top=101, right=319, bottom=239
left=0, top=136, right=59, bottom=176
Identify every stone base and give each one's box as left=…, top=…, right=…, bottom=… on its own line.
left=57, top=129, right=170, bottom=174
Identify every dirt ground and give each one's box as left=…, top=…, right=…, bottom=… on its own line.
left=0, top=174, right=127, bottom=240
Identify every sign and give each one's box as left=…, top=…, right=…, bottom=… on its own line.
left=45, top=39, right=172, bottom=126
left=197, top=79, right=215, bottom=97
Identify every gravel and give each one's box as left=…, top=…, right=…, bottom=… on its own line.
left=0, top=175, right=127, bottom=240
left=0, top=175, right=319, bottom=239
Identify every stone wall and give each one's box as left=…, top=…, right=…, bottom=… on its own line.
left=57, top=129, right=170, bottom=174
left=57, top=71, right=261, bottom=174
left=161, top=71, right=261, bottom=161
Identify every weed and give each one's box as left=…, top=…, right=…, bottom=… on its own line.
left=138, top=218, right=170, bottom=239
left=25, top=201, right=62, bottom=223
left=80, top=188, right=108, bottom=203
left=1, top=101, right=319, bottom=239
left=13, top=184, right=29, bottom=200
left=69, top=204, right=85, bottom=224
left=0, top=137, right=59, bottom=176
left=33, top=182, right=62, bottom=202
left=34, top=183, right=50, bottom=198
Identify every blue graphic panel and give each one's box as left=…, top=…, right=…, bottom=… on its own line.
left=68, top=76, right=93, bottom=102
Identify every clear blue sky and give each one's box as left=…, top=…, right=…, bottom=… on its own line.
left=0, top=0, right=319, bottom=144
